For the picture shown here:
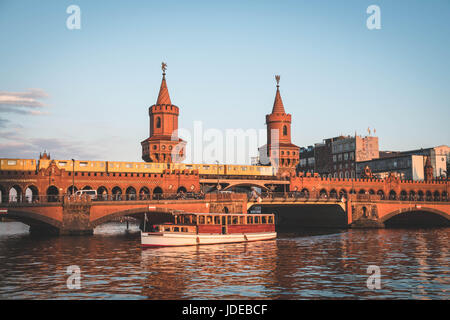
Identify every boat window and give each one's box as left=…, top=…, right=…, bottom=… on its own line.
left=262, top=216, right=267, bottom=224
left=247, top=216, right=253, bottom=224
left=255, top=216, right=260, bottom=224
left=206, top=216, right=213, bottom=224
left=214, top=216, right=221, bottom=224
left=181, top=227, right=188, bottom=232
left=173, top=227, right=179, bottom=232
left=227, top=216, right=232, bottom=225
left=199, top=216, right=205, bottom=224
left=232, top=216, right=238, bottom=224
left=164, top=227, right=171, bottom=232
left=239, top=216, right=244, bottom=224
left=269, top=216, right=274, bottom=224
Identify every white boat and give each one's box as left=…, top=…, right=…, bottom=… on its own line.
left=141, top=212, right=276, bottom=247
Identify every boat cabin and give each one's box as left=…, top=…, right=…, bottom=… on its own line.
left=148, top=213, right=275, bottom=235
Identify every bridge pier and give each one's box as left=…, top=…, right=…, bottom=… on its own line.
left=59, top=197, right=94, bottom=235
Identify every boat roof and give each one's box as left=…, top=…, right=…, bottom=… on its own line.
left=175, top=212, right=273, bottom=216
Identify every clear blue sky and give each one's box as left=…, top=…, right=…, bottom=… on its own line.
left=0, top=0, right=449, bottom=162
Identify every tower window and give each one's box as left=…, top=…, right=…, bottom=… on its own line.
left=156, top=117, right=161, bottom=128
left=283, top=125, right=287, bottom=136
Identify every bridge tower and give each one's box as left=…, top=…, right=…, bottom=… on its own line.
left=141, top=63, right=186, bottom=163
left=424, top=156, right=434, bottom=182
left=259, top=75, right=299, bottom=176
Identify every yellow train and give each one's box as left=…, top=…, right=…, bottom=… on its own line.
left=1, top=158, right=275, bottom=178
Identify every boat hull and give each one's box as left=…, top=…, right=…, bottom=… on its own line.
left=141, top=231, right=277, bottom=247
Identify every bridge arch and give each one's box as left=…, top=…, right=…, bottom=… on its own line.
left=377, top=190, right=385, bottom=199
left=139, top=187, right=150, bottom=200
left=25, top=185, right=39, bottom=203
left=90, top=207, right=175, bottom=228
left=46, top=186, right=59, bottom=202
left=0, top=184, right=7, bottom=203
left=3, top=209, right=61, bottom=234
left=389, top=190, right=397, bottom=200
left=153, top=187, right=163, bottom=199
left=67, top=186, right=78, bottom=195
left=9, top=185, right=22, bottom=202
left=358, top=189, right=366, bottom=195
left=82, top=185, right=93, bottom=190
left=381, top=207, right=450, bottom=227
left=126, top=186, right=137, bottom=200
left=97, top=186, right=108, bottom=200
left=112, top=186, right=122, bottom=200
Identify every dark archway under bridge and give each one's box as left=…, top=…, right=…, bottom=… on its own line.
left=248, top=203, right=348, bottom=229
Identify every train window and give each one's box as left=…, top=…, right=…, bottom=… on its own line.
left=242, top=167, right=247, bottom=171
left=144, top=164, right=151, bottom=169
left=59, top=162, right=67, bottom=167
left=126, top=163, right=132, bottom=168
left=100, top=163, right=104, bottom=167
left=203, top=165, right=210, bottom=170
left=7, top=160, right=17, bottom=166
left=186, top=165, right=193, bottom=169
left=80, top=162, right=88, bottom=167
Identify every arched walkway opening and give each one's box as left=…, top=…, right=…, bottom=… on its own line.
left=97, top=186, right=108, bottom=200
left=329, top=189, right=338, bottom=199
left=389, top=190, right=397, bottom=200
left=339, top=189, right=347, bottom=199
left=139, top=187, right=150, bottom=200
left=177, top=186, right=187, bottom=194
left=82, top=186, right=93, bottom=190
left=400, top=190, right=408, bottom=201
left=153, top=187, right=163, bottom=200
left=418, top=190, right=424, bottom=201
left=442, top=191, right=448, bottom=201
left=46, top=186, right=59, bottom=202
left=67, top=186, right=78, bottom=195
left=25, top=186, right=39, bottom=203
left=369, top=189, right=375, bottom=195
left=112, top=186, right=122, bottom=201
left=9, top=185, right=22, bottom=202
left=0, top=185, right=7, bottom=203
left=319, top=189, right=328, bottom=198
left=301, top=188, right=309, bottom=198
left=426, top=191, right=432, bottom=201
left=358, top=189, right=367, bottom=195
left=126, top=186, right=137, bottom=200
left=377, top=190, right=384, bottom=199
left=409, top=190, right=416, bottom=201
left=433, top=191, right=440, bottom=201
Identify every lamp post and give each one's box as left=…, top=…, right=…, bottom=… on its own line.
left=71, top=158, right=75, bottom=195
left=215, top=160, right=220, bottom=191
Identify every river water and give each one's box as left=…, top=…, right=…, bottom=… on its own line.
left=0, top=222, right=448, bottom=299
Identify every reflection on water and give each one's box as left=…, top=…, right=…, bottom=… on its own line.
left=0, top=222, right=448, bottom=299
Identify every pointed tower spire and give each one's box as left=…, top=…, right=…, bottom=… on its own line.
left=272, top=75, right=286, bottom=114
left=156, top=62, right=171, bottom=105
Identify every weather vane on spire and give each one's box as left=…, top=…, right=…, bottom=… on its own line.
left=275, top=75, right=280, bottom=87
left=161, top=62, right=167, bottom=74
